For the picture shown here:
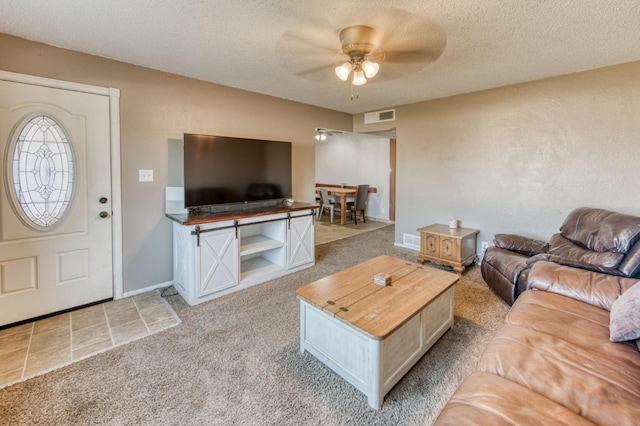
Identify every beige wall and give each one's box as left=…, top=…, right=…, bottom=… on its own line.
left=356, top=61, right=640, bottom=252
left=4, top=32, right=639, bottom=292
left=0, top=34, right=351, bottom=292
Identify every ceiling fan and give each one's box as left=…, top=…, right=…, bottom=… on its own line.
left=334, top=25, right=383, bottom=86
left=275, top=8, right=447, bottom=97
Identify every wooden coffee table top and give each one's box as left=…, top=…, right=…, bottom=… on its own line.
left=296, top=255, right=459, bottom=339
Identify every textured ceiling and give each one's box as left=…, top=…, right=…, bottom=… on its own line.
left=2, top=0, right=640, bottom=114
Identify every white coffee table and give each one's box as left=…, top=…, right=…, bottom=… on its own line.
left=296, top=255, right=458, bottom=409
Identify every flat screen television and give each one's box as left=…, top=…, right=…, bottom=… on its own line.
left=183, top=133, right=292, bottom=208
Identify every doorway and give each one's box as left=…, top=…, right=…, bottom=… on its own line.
left=0, top=71, right=122, bottom=326
left=315, top=130, right=395, bottom=222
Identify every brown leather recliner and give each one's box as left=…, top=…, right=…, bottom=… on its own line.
left=481, top=207, right=640, bottom=305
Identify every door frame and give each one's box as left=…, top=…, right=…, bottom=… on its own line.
left=0, top=70, right=124, bottom=299
left=389, top=138, right=396, bottom=221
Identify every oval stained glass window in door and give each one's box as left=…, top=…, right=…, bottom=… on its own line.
left=9, top=115, right=75, bottom=229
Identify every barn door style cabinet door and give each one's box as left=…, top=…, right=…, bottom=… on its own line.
left=198, top=226, right=239, bottom=297
left=288, top=213, right=315, bottom=269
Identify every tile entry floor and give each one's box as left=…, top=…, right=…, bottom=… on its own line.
left=0, top=290, right=180, bottom=388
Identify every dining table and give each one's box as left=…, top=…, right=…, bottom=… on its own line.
left=316, top=187, right=356, bottom=225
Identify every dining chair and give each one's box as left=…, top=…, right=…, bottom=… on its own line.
left=347, top=184, right=369, bottom=225
left=317, top=188, right=336, bottom=224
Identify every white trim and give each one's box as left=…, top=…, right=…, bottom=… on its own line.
left=393, top=242, right=420, bottom=252
left=0, top=71, right=124, bottom=301
left=108, top=87, right=124, bottom=299
left=122, top=281, right=174, bottom=298
left=0, top=70, right=112, bottom=96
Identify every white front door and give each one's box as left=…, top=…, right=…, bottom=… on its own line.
left=0, top=78, right=114, bottom=326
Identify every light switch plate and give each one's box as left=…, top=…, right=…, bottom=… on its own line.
left=139, top=169, right=153, bottom=182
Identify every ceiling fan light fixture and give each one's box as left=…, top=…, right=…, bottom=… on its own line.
left=335, top=62, right=352, bottom=81
left=362, top=60, right=379, bottom=78
left=314, top=128, right=327, bottom=141
left=352, top=69, right=367, bottom=86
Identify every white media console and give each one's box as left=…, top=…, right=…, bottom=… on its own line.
left=165, top=195, right=317, bottom=305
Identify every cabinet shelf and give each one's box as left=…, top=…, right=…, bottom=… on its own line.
left=241, top=257, right=284, bottom=282
left=240, top=235, right=285, bottom=257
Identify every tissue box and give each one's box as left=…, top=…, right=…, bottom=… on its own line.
left=374, top=273, right=391, bottom=286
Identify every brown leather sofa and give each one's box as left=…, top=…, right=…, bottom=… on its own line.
left=434, top=260, right=640, bottom=425
left=481, top=207, right=640, bottom=305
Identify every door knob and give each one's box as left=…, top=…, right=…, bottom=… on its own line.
left=99, top=211, right=109, bottom=219
left=99, top=197, right=108, bottom=204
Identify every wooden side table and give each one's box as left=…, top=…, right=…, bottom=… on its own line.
left=417, top=224, right=479, bottom=274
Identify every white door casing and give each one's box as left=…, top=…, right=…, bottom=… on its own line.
left=0, top=71, right=122, bottom=326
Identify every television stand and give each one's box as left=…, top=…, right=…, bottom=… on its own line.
left=165, top=201, right=317, bottom=305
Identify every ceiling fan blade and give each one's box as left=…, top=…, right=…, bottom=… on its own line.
left=296, top=63, right=336, bottom=80
left=383, top=46, right=444, bottom=65
left=276, top=32, right=337, bottom=56
left=275, top=20, right=346, bottom=82
left=276, top=7, right=447, bottom=85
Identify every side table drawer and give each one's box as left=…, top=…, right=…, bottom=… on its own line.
left=421, top=233, right=440, bottom=257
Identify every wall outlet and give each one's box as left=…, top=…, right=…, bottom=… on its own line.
left=139, top=169, right=154, bottom=182
left=481, top=241, right=489, bottom=253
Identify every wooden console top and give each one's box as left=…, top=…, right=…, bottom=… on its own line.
left=165, top=201, right=318, bottom=226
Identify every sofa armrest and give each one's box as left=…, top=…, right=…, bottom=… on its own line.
left=493, top=234, right=548, bottom=256
left=528, top=261, right=639, bottom=311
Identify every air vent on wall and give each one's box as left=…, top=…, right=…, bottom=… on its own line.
left=364, top=109, right=396, bottom=124
left=402, top=233, right=420, bottom=250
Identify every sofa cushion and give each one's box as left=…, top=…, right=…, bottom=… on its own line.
left=559, top=207, right=640, bottom=253
left=478, top=322, right=640, bottom=426
left=508, top=291, right=640, bottom=359
left=433, top=372, right=596, bottom=426
left=527, top=261, right=636, bottom=311
left=526, top=252, right=624, bottom=276
left=548, top=233, right=624, bottom=269
left=610, top=282, right=640, bottom=342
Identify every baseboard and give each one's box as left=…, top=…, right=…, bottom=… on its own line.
left=122, top=281, right=174, bottom=299
left=394, top=242, right=420, bottom=252
left=367, top=217, right=395, bottom=223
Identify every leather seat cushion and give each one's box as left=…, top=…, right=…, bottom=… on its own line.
left=433, top=372, right=596, bottom=426
left=548, top=233, right=623, bottom=268
left=478, top=295, right=640, bottom=425
left=507, top=291, right=639, bottom=359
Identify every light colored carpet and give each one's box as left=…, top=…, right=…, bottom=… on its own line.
left=0, top=226, right=508, bottom=425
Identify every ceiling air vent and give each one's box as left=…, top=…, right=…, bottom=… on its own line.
left=364, top=109, right=395, bottom=124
